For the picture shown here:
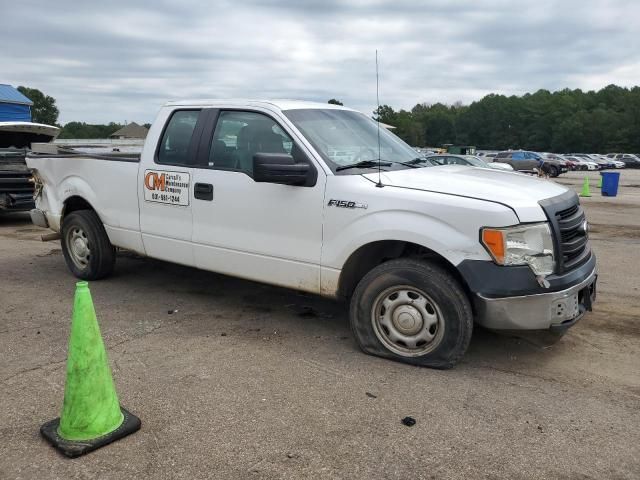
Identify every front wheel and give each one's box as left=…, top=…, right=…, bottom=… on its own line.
left=61, top=210, right=115, bottom=280
left=349, top=259, right=473, bottom=369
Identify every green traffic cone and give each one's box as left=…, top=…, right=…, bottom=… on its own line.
left=40, top=281, right=140, bottom=457
left=579, top=176, right=591, bottom=197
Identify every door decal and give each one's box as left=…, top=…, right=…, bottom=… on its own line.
left=143, top=170, right=190, bottom=206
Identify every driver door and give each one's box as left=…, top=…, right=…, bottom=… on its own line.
left=191, top=109, right=326, bottom=293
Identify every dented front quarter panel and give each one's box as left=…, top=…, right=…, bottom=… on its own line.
left=320, top=174, right=521, bottom=294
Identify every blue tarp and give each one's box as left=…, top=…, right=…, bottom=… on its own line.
left=0, top=102, right=32, bottom=122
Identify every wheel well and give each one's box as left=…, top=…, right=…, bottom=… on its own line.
left=337, top=240, right=472, bottom=302
left=63, top=196, right=95, bottom=217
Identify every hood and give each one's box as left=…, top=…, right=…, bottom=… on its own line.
left=363, top=165, right=569, bottom=222
left=0, top=122, right=60, bottom=149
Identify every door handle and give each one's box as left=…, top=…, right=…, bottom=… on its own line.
left=194, top=182, right=213, bottom=201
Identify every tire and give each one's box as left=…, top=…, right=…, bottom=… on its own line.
left=349, top=258, right=473, bottom=369
left=547, top=165, right=559, bottom=177
left=61, top=210, right=115, bottom=280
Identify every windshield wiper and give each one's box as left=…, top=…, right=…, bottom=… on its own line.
left=405, top=157, right=432, bottom=165
left=335, top=160, right=392, bottom=171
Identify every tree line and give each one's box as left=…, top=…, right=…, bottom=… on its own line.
left=56, top=122, right=153, bottom=139
left=372, top=85, right=640, bottom=153
left=14, top=85, right=640, bottom=151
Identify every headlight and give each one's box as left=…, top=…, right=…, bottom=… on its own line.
left=481, top=223, right=555, bottom=275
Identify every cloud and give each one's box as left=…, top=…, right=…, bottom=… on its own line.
left=1, top=0, right=638, bottom=123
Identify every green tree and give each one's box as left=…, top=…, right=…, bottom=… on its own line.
left=373, top=105, right=396, bottom=124
left=327, top=98, right=343, bottom=105
left=370, top=85, right=640, bottom=152
left=16, top=86, right=59, bottom=125
left=58, top=122, right=124, bottom=139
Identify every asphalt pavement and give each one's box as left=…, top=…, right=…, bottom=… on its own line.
left=1, top=170, right=639, bottom=479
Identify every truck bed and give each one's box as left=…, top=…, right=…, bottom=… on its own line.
left=26, top=149, right=142, bottom=237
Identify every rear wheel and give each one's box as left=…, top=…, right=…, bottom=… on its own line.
left=547, top=165, right=559, bottom=177
left=61, top=210, right=115, bottom=280
left=349, top=258, right=473, bottom=369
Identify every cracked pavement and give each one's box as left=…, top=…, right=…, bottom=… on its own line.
left=1, top=170, right=639, bottom=479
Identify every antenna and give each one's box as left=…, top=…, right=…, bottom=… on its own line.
left=375, top=50, right=383, bottom=188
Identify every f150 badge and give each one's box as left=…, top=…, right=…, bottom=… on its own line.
left=144, top=170, right=190, bottom=206
left=328, top=199, right=368, bottom=209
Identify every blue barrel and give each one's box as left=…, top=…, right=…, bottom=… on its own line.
left=601, top=171, right=620, bottom=197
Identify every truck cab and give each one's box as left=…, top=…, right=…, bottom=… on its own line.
left=27, top=100, right=597, bottom=368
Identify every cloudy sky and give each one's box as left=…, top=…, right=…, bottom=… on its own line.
left=2, top=0, right=639, bottom=124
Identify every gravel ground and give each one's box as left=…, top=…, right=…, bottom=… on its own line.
left=1, top=169, right=639, bottom=479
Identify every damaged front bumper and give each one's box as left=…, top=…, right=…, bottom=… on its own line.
left=473, top=267, right=597, bottom=331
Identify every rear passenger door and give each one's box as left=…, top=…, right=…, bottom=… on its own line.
left=138, top=108, right=207, bottom=266
left=190, top=109, right=326, bottom=293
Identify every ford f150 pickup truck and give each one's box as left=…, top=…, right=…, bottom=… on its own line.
left=26, top=100, right=597, bottom=368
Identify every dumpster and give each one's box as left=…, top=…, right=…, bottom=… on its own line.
left=601, top=171, right=620, bottom=197
left=446, top=145, right=476, bottom=155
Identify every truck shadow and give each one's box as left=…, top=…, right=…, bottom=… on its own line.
left=0, top=212, right=32, bottom=226
left=112, top=251, right=561, bottom=369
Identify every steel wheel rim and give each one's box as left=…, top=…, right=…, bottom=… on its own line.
left=371, top=285, right=445, bottom=357
left=66, top=227, right=91, bottom=269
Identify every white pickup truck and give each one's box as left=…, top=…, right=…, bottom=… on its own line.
left=27, top=100, right=597, bottom=368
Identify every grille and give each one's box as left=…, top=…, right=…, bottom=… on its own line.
left=556, top=204, right=589, bottom=270
left=540, top=193, right=590, bottom=273
left=0, top=171, right=33, bottom=194
left=0, top=170, right=34, bottom=209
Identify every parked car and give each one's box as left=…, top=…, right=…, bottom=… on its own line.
left=26, top=99, right=597, bottom=369
left=565, top=156, right=598, bottom=171
left=592, top=154, right=624, bottom=169
left=477, top=151, right=498, bottom=162
left=570, top=154, right=613, bottom=170
left=427, top=154, right=514, bottom=171
left=608, top=153, right=640, bottom=168
left=493, top=150, right=541, bottom=172
left=556, top=155, right=580, bottom=171
left=538, top=153, right=569, bottom=177
left=593, top=155, right=617, bottom=169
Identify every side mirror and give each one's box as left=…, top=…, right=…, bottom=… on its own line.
left=253, top=153, right=310, bottom=186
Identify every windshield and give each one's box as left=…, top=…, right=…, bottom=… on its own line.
left=462, top=155, right=488, bottom=167
left=284, top=109, right=429, bottom=173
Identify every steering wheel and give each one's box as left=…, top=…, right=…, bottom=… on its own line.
left=352, top=148, right=377, bottom=163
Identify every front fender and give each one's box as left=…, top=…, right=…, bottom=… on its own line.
left=323, top=208, right=492, bottom=270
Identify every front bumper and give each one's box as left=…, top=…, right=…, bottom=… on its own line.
left=0, top=192, right=34, bottom=211
left=473, top=267, right=597, bottom=331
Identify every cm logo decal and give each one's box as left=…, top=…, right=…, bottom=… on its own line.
left=144, top=171, right=166, bottom=191
left=143, top=169, right=190, bottom=206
